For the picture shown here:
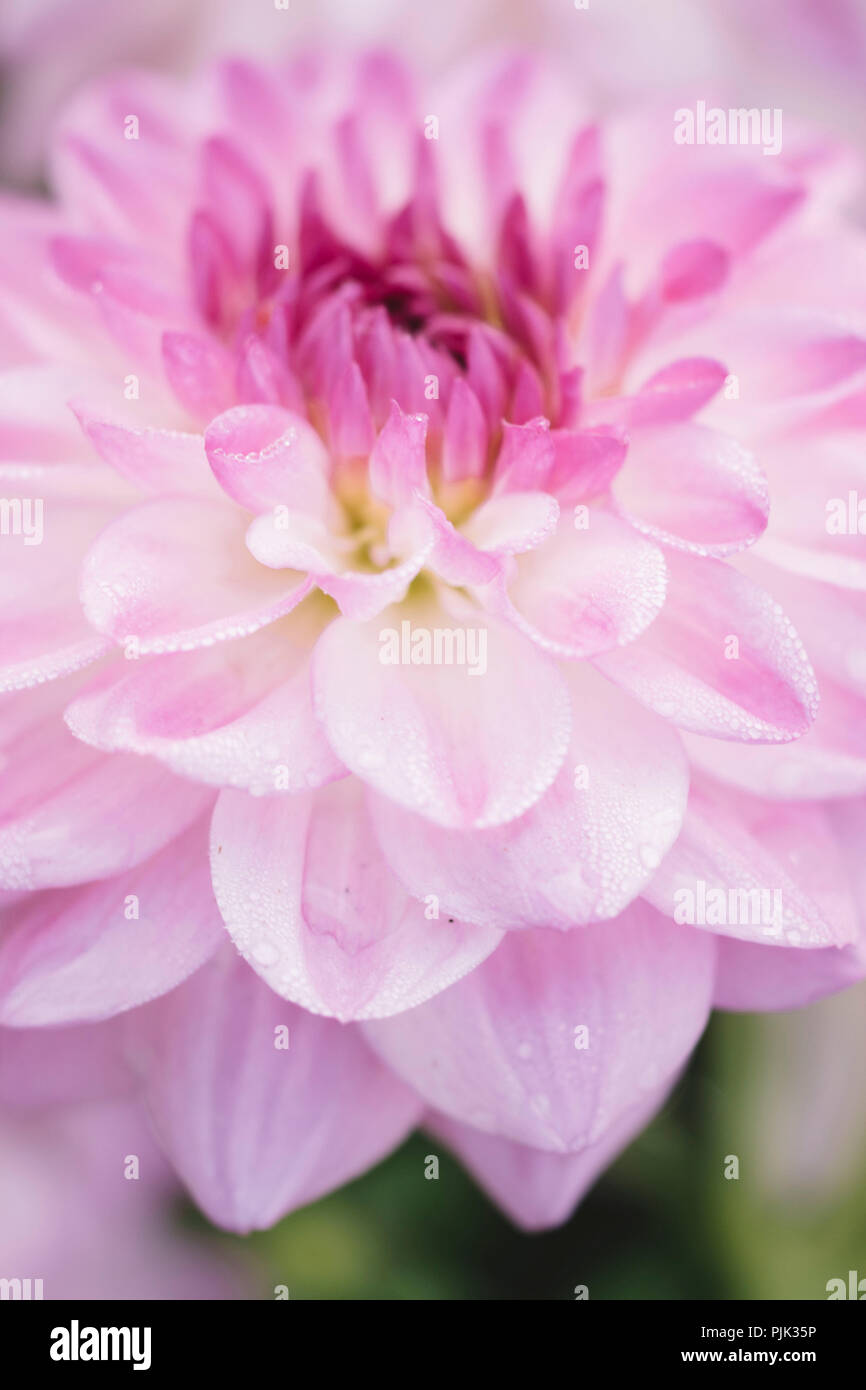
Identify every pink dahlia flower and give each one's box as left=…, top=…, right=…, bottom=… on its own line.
left=2, top=51, right=866, bottom=1233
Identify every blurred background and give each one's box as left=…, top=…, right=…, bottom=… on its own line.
left=1, top=0, right=866, bottom=1299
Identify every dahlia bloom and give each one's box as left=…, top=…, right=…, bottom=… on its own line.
left=2, top=50, right=866, bottom=1235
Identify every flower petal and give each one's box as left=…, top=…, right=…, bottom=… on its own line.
left=0, top=678, right=211, bottom=890
left=126, top=946, right=422, bottom=1232
left=73, top=405, right=223, bottom=499
left=643, top=778, right=858, bottom=948
left=64, top=622, right=343, bottom=795
left=595, top=550, right=819, bottom=741
left=0, top=496, right=116, bottom=692
left=0, top=1018, right=133, bottom=1107
left=312, top=608, right=571, bottom=828
left=80, top=497, right=311, bottom=654
left=0, top=819, right=223, bottom=1026
left=210, top=780, right=500, bottom=1021
left=363, top=905, right=715, bottom=1152
left=713, top=798, right=866, bottom=1008
left=368, top=400, right=430, bottom=507
left=428, top=1084, right=669, bottom=1231
left=494, top=510, right=667, bottom=659
left=371, top=662, right=688, bottom=929
left=612, top=423, right=769, bottom=557
left=204, top=403, right=331, bottom=515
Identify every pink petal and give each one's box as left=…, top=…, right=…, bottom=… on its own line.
left=496, top=510, right=667, bottom=659
left=659, top=239, right=729, bottom=303
left=210, top=780, right=500, bottom=1021
left=368, top=400, right=431, bottom=508
left=643, top=778, right=858, bottom=948
left=127, top=946, right=422, bottom=1232
left=363, top=904, right=715, bottom=1152
left=428, top=1085, right=668, bottom=1231
left=715, top=934, right=866, bottom=1012
left=0, top=1018, right=133, bottom=1108
left=415, top=496, right=501, bottom=586
left=493, top=418, right=555, bottom=493
left=684, top=560, right=866, bottom=796
left=583, top=358, right=728, bottom=429
left=0, top=819, right=222, bottom=1026
left=595, top=550, right=819, bottom=741
left=162, top=331, right=235, bottom=423
left=546, top=427, right=627, bottom=503
left=0, top=678, right=212, bottom=891
left=442, top=377, right=487, bottom=482
left=371, top=663, right=688, bottom=929
left=467, top=325, right=508, bottom=426
left=312, top=609, right=571, bottom=829
left=753, top=432, right=866, bottom=589
left=461, top=490, right=560, bottom=556
left=0, top=496, right=116, bottom=692
left=74, top=405, right=223, bottom=499
left=583, top=263, right=629, bottom=394
left=204, top=403, right=331, bottom=515
left=612, top=423, right=769, bottom=556
left=246, top=508, right=429, bottom=620
left=713, top=797, right=866, bottom=1009
left=64, top=626, right=343, bottom=796
left=686, top=682, right=866, bottom=800
left=80, top=497, right=312, bottom=654
left=327, top=360, right=375, bottom=460
left=199, top=136, right=272, bottom=277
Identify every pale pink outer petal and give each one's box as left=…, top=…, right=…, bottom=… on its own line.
left=64, top=626, right=343, bottom=796
left=126, top=946, right=423, bottom=1232
left=363, top=904, right=715, bottom=1153
left=611, top=423, right=769, bottom=557
left=594, top=550, right=820, bottom=741
left=683, top=685, right=866, bottom=800
left=311, top=608, right=572, bottom=829
left=427, top=1084, right=670, bottom=1232
left=80, top=496, right=312, bottom=654
left=0, top=495, right=116, bottom=692
left=753, top=432, right=866, bottom=589
left=0, top=678, right=212, bottom=890
left=73, top=405, right=224, bottom=499
left=0, top=1018, right=134, bottom=1107
left=643, top=778, right=858, bottom=948
left=370, top=663, right=688, bottom=929
left=210, top=780, right=500, bottom=1021
left=0, top=1096, right=251, bottom=1300
left=713, top=798, right=866, bottom=1010
left=582, top=358, right=728, bottom=429
left=715, top=934, right=866, bottom=1012
left=683, top=557, right=866, bottom=797
left=0, top=818, right=223, bottom=1026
